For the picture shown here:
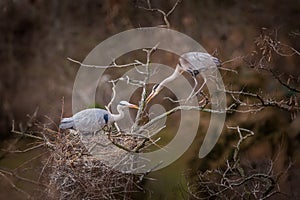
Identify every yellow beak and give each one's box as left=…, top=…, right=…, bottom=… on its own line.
left=146, top=90, right=158, bottom=104
left=128, top=103, right=139, bottom=109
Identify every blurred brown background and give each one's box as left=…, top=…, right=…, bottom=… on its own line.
left=0, top=0, right=299, bottom=199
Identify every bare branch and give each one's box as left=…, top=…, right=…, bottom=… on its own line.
left=67, top=57, right=141, bottom=69
left=188, top=126, right=288, bottom=199
left=0, top=171, right=32, bottom=199
left=11, top=120, right=43, bottom=140
left=227, top=126, right=254, bottom=162
left=137, top=0, right=182, bottom=28
left=1, top=143, right=44, bottom=153
left=132, top=44, right=159, bottom=132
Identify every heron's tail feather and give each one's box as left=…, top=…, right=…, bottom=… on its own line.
left=59, top=117, right=74, bottom=129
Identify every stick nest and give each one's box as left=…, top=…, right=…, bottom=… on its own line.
left=44, top=129, right=144, bottom=200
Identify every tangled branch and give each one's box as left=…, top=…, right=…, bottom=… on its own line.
left=188, top=126, right=290, bottom=200
left=136, top=0, right=182, bottom=28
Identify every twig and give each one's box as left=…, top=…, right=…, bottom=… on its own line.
left=227, top=126, right=254, bottom=162
left=0, top=171, right=32, bottom=199
left=67, top=57, right=108, bottom=68
left=269, top=69, right=300, bottom=93
left=11, top=120, right=43, bottom=140
left=137, top=0, right=182, bottom=28
left=140, top=105, right=225, bottom=133
left=132, top=44, right=159, bottom=132
left=38, top=155, right=53, bottom=182
left=106, top=80, right=117, bottom=111
left=67, top=57, right=141, bottom=69
left=1, top=143, right=44, bottom=153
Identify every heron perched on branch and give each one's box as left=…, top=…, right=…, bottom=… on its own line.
left=59, top=101, right=139, bottom=133
left=146, top=52, right=221, bottom=103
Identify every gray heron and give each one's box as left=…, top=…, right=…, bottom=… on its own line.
left=59, top=101, right=139, bottom=133
left=146, top=52, right=221, bottom=103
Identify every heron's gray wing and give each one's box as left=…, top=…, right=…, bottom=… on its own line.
left=192, top=52, right=219, bottom=68
left=73, top=108, right=108, bottom=132
left=180, top=52, right=220, bottom=72
left=59, top=117, right=74, bottom=129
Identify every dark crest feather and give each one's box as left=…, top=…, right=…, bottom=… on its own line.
left=103, top=114, right=109, bottom=124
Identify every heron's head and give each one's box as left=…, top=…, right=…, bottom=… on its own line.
left=211, top=56, right=222, bottom=67
left=146, top=84, right=162, bottom=104
left=118, top=101, right=139, bottom=109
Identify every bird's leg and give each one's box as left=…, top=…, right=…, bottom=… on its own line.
left=186, top=76, right=199, bottom=102
left=186, top=76, right=207, bottom=102
left=163, top=75, right=200, bottom=103
left=192, top=77, right=207, bottom=99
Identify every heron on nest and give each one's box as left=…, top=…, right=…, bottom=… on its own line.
left=59, top=101, right=139, bottom=133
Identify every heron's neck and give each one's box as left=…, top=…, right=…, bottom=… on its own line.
left=159, top=65, right=181, bottom=87
left=111, top=105, right=125, bottom=122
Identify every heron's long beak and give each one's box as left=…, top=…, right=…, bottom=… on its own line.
left=146, top=90, right=158, bottom=104
left=128, top=103, right=139, bottom=109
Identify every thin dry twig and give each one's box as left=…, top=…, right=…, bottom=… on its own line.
left=11, top=120, right=43, bottom=140
left=137, top=0, right=182, bottom=28
left=0, top=171, right=32, bottom=199
left=188, top=126, right=288, bottom=200
left=67, top=57, right=141, bottom=69
left=132, top=44, right=159, bottom=132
